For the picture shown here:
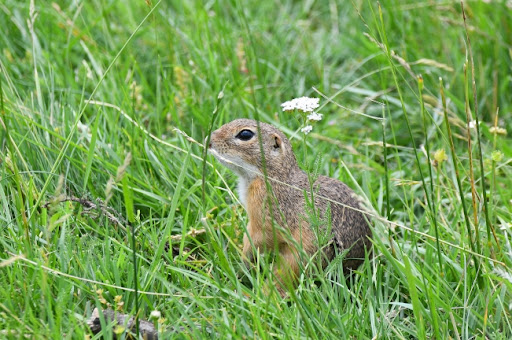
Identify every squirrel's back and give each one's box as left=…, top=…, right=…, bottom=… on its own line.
left=272, top=167, right=371, bottom=268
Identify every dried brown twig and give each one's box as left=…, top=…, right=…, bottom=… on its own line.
left=43, top=196, right=127, bottom=230
left=43, top=196, right=208, bottom=243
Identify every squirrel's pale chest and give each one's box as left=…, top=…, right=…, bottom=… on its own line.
left=237, top=178, right=249, bottom=209
left=238, top=177, right=266, bottom=213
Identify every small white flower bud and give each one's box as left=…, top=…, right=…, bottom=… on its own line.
left=150, top=310, right=161, bottom=320
left=301, top=125, right=313, bottom=134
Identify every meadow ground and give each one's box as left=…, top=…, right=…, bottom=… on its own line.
left=1, top=0, right=512, bottom=338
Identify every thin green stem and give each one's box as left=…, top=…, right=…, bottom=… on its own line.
left=463, top=62, right=481, bottom=256
left=418, top=76, right=443, bottom=275
left=460, top=0, right=497, bottom=253
left=440, top=78, right=477, bottom=256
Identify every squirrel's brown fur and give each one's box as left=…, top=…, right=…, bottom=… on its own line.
left=209, top=119, right=371, bottom=294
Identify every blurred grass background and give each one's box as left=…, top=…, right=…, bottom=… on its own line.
left=1, top=0, right=511, bottom=338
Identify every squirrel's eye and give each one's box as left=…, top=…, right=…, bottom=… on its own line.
left=235, top=129, right=255, bottom=141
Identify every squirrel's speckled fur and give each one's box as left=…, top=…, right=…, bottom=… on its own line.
left=209, top=119, right=371, bottom=293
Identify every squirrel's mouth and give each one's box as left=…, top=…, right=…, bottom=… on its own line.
left=208, top=148, right=235, bottom=168
left=208, top=147, right=229, bottom=165
left=208, top=148, right=260, bottom=179
left=207, top=146, right=219, bottom=156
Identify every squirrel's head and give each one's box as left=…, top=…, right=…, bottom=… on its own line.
left=209, top=119, right=297, bottom=179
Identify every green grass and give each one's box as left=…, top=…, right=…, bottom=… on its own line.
left=1, top=0, right=512, bottom=338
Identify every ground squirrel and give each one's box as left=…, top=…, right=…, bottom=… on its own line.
left=209, top=119, right=371, bottom=293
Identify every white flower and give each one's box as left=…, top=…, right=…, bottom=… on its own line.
left=468, top=120, right=476, bottom=129
left=77, top=121, right=90, bottom=134
left=307, top=112, right=323, bottom=121
left=281, top=97, right=320, bottom=113
left=301, top=125, right=313, bottom=134
left=150, top=310, right=161, bottom=320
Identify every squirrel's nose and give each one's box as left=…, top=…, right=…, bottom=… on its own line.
left=206, top=131, right=219, bottom=148
left=204, top=136, right=212, bottom=148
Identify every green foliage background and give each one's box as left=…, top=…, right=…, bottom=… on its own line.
left=1, top=0, right=511, bottom=338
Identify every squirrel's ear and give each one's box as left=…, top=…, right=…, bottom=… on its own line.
left=271, top=133, right=286, bottom=155
left=272, top=134, right=282, bottom=149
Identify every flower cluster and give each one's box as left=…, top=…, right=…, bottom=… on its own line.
left=281, top=96, right=322, bottom=134
left=281, top=97, right=320, bottom=113
left=307, top=112, right=323, bottom=121
left=490, top=126, right=507, bottom=135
